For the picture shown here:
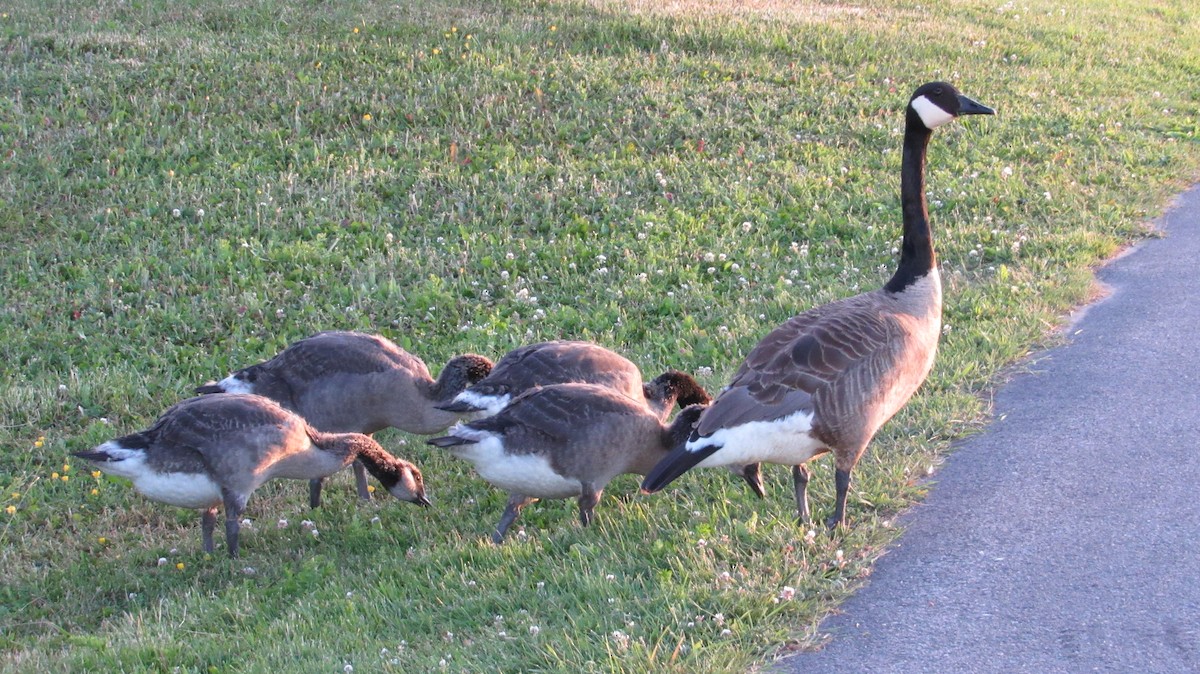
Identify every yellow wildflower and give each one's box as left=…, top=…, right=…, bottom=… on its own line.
left=176, top=563, right=185, bottom=570
left=34, top=438, right=44, bottom=448
left=451, top=26, right=457, bottom=33
left=4, top=505, right=15, bottom=515
left=98, top=537, right=108, bottom=544
left=550, top=24, right=557, bottom=31
left=432, top=48, right=441, bottom=55
left=11, top=492, right=19, bottom=499
left=63, top=463, right=70, bottom=472
left=367, top=485, right=376, bottom=494
left=91, top=489, right=99, bottom=496
left=92, top=470, right=102, bottom=479
left=363, top=113, right=372, bottom=122
left=61, top=475, right=69, bottom=483
left=51, top=472, right=60, bottom=480
left=353, top=27, right=359, bottom=33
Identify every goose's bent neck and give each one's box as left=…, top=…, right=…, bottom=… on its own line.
left=884, top=117, right=935, bottom=294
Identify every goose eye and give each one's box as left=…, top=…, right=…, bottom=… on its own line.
left=933, top=87, right=944, bottom=96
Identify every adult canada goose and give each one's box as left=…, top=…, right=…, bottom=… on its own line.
left=195, top=331, right=492, bottom=507
left=427, top=373, right=710, bottom=543
left=72, top=393, right=430, bottom=557
left=641, top=82, right=994, bottom=529
left=434, top=339, right=763, bottom=494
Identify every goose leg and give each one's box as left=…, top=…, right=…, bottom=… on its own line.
left=200, top=507, right=218, bottom=553
left=222, top=490, right=249, bottom=558
left=309, top=478, right=325, bottom=509
left=352, top=460, right=371, bottom=501
left=743, top=463, right=766, bottom=499
left=826, top=467, right=852, bottom=530
left=493, top=493, right=537, bottom=544
left=792, top=464, right=811, bottom=524
left=577, top=483, right=602, bottom=528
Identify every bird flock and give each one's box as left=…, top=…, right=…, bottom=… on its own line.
left=74, top=82, right=993, bottom=558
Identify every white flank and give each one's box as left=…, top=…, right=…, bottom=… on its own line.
left=687, top=410, right=825, bottom=468
left=911, top=95, right=955, bottom=129
left=453, top=390, right=511, bottom=417
left=90, top=443, right=222, bottom=508
left=217, top=373, right=255, bottom=394
left=447, top=433, right=581, bottom=498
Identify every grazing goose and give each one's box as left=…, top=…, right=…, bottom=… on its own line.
left=434, top=339, right=764, bottom=494
left=195, top=331, right=492, bottom=507
left=641, top=82, right=994, bottom=529
left=427, top=373, right=710, bottom=543
left=438, top=340, right=670, bottom=418
left=73, top=393, right=430, bottom=557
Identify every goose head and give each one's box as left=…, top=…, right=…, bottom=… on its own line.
left=434, top=354, right=495, bottom=401
left=382, top=460, right=432, bottom=507
left=908, top=81, right=995, bottom=130
left=643, top=370, right=713, bottom=410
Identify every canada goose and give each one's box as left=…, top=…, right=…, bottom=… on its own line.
left=433, top=339, right=763, bottom=494
left=195, top=331, right=492, bottom=507
left=437, top=340, right=669, bottom=418
left=641, top=82, right=994, bottom=529
left=72, top=393, right=430, bottom=557
left=427, top=373, right=710, bottom=543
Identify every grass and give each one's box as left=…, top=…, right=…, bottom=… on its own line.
left=1, top=0, right=1197, bottom=670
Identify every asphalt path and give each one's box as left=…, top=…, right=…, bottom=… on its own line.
left=775, top=184, right=1200, bottom=674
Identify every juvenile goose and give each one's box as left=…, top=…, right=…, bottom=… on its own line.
left=642, top=82, right=994, bottom=529
left=196, top=331, right=492, bottom=506
left=437, top=340, right=669, bottom=418
left=73, top=393, right=430, bottom=557
left=438, top=340, right=764, bottom=495
left=427, top=372, right=711, bottom=543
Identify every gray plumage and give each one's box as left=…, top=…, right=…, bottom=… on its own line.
left=428, top=378, right=708, bottom=543
left=642, top=82, right=994, bottom=529
left=195, top=331, right=492, bottom=506
left=437, top=340, right=690, bottom=420
left=73, top=393, right=430, bottom=557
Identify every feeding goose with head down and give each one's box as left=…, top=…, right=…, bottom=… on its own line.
left=73, top=393, right=430, bottom=557
left=195, top=330, right=492, bottom=507
left=427, top=371, right=711, bottom=543
left=642, top=82, right=994, bottom=529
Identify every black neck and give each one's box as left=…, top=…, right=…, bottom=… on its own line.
left=884, top=114, right=935, bottom=293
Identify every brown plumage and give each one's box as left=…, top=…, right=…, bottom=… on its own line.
left=428, top=374, right=709, bottom=543
left=437, top=340, right=690, bottom=419
left=73, top=393, right=430, bottom=557
left=642, top=82, right=994, bottom=529
left=195, top=331, right=492, bottom=506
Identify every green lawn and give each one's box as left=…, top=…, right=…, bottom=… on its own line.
left=1, top=0, right=1197, bottom=671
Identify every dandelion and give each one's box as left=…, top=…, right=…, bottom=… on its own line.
left=92, top=470, right=101, bottom=479
left=60, top=475, right=69, bottom=483
left=90, top=489, right=99, bottom=496
left=362, top=113, right=372, bottom=122
left=51, top=472, right=60, bottom=480
left=367, top=485, right=376, bottom=494
left=549, top=24, right=557, bottom=31
left=34, top=437, right=46, bottom=448
left=4, top=505, right=15, bottom=515
left=176, top=562, right=185, bottom=570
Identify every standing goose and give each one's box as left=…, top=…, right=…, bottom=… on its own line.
left=437, top=339, right=766, bottom=496
left=72, top=393, right=430, bottom=558
left=427, top=372, right=711, bottom=543
left=641, top=82, right=994, bottom=529
left=195, top=331, right=492, bottom=507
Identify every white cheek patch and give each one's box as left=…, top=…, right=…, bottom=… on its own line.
left=911, top=95, right=955, bottom=129
left=217, top=374, right=255, bottom=394
left=453, top=390, right=511, bottom=417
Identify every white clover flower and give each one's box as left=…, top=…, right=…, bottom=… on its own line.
left=157, top=557, right=168, bottom=566
left=171, top=208, right=181, bottom=218
left=778, top=586, right=796, bottom=601
left=277, top=519, right=288, bottom=528
left=720, top=628, right=732, bottom=637
left=703, top=252, right=716, bottom=262
left=596, top=254, right=607, bottom=263
left=741, top=221, right=753, bottom=232
left=529, top=625, right=541, bottom=636
left=301, top=520, right=314, bottom=529
left=311, top=528, right=319, bottom=537
left=196, top=208, right=205, bottom=218
left=707, top=267, right=716, bottom=274
left=1001, top=166, right=1013, bottom=178
left=385, top=232, right=394, bottom=243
